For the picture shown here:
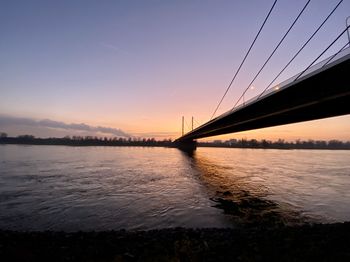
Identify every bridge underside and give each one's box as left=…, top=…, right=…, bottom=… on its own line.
left=177, top=51, right=350, bottom=141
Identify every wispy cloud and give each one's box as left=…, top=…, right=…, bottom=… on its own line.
left=100, top=42, right=130, bottom=55
left=0, top=115, right=130, bottom=137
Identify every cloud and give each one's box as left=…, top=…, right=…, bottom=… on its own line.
left=0, top=115, right=130, bottom=137
left=100, top=42, right=130, bottom=55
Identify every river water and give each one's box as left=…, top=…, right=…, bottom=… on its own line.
left=0, top=145, right=350, bottom=231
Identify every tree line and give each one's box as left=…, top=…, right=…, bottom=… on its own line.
left=0, top=133, right=350, bottom=149
left=0, top=133, right=172, bottom=147
left=198, top=138, right=350, bottom=150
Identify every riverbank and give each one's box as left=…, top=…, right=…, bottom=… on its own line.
left=1, top=223, right=350, bottom=261
left=1, top=136, right=350, bottom=150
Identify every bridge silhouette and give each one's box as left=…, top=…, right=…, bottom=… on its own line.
left=175, top=47, right=350, bottom=149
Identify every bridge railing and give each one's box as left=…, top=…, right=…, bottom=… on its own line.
left=262, top=46, right=350, bottom=97
left=230, top=46, right=350, bottom=114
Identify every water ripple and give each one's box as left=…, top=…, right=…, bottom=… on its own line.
left=0, top=145, right=349, bottom=231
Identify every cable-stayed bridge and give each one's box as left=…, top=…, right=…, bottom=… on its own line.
left=175, top=47, right=350, bottom=146
left=174, top=0, right=350, bottom=150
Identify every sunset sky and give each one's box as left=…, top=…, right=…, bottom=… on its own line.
left=1, top=0, right=350, bottom=141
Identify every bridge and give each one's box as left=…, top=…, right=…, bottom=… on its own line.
left=175, top=47, right=350, bottom=149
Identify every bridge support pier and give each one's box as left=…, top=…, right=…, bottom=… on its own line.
left=173, top=139, right=197, bottom=152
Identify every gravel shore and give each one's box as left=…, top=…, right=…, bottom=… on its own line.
left=1, top=222, right=350, bottom=261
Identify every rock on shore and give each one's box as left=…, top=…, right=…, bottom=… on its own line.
left=1, top=223, right=350, bottom=261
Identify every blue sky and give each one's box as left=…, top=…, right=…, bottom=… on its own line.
left=1, top=0, right=350, bottom=140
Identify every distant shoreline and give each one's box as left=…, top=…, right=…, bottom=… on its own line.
left=1, top=136, right=350, bottom=150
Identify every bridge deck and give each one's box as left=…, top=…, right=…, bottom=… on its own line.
left=177, top=47, right=350, bottom=141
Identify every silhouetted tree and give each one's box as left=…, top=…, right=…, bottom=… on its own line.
left=261, top=139, right=270, bottom=148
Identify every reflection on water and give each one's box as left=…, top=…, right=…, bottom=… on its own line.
left=189, top=148, right=350, bottom=224
left=184, top=151, right=306, bottom=227
left=0, top=145, right=350, bottom=231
